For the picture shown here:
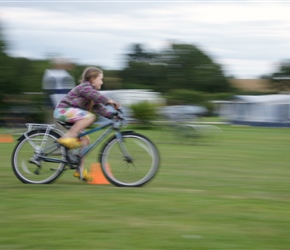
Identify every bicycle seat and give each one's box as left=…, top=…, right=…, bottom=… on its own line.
left=57, top=120, right=74, bottom=129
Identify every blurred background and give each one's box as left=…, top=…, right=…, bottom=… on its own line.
left=1, top=1, right=290, bottom=128
left=2, top=3, right=290, bottom=249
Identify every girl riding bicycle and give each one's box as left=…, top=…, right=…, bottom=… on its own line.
left=53, top=66, right=120, bottom=181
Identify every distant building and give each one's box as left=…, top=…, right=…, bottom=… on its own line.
left=214, top=94, right=290, bottom=127
left=229, top=79, right=271, bottom=92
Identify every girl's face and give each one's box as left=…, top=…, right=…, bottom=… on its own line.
left=90, top=73, right=103, bottom=90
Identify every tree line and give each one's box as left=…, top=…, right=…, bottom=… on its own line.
left=1, top=24, right=290, bottom=111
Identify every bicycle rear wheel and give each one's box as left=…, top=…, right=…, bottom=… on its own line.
left=11, top=130, right=66, bottom=184
left=100, top=132, right=160, bottom=187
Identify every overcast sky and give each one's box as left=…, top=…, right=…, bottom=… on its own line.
left=1, top=0, right=290, bottom=78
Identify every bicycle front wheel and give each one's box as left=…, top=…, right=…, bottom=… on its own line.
left=100, top=132, right=160, bottom=187
left=11, top=129, right=66, bottom=184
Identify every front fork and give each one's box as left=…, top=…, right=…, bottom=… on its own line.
left=116, top=132, right=133, bottom=163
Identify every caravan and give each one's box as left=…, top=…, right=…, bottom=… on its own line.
left=214, top=94, right=290, bottom=127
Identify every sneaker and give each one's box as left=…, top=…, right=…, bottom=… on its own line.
left=57, top=137, right=82, bottom=149
left=73, top=169, right=93, bottom=182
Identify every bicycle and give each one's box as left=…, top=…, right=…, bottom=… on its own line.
left=11, top=109, right=160, bottom=187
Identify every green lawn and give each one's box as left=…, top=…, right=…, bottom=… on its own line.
left=1, top=125, right=290, bottom=249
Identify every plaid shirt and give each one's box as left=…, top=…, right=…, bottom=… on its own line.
left=56, top=81, right=113, bottom=118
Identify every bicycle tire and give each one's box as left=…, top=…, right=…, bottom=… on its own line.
left=100, top=132, right=160, bottom=187
left=11, top=129, right=66, bottom=184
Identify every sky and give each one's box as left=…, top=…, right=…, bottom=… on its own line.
left=1, top=0, right=290, bottom=79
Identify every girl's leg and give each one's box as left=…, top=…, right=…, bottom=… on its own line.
left=63, top=115, right=96, bottom=138
left=72, top=135, right=92, bottom=181
left=54, top=108, right=95, bottom=181
left=54, top=108, right=96, bottom=148
left=60, top=115, right=95, bottom=151
left=78, top=135, right=90, bottom=172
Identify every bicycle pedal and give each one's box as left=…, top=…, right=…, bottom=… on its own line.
left=28, top=158, right=41, bottom=167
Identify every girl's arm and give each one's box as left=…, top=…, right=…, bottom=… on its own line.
left=107, top=99, right=120, bottom=110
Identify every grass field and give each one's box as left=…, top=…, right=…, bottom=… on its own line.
left=1, top=124, right=290, bottom=249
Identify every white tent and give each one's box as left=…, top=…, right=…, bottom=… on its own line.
left=214, top=94, right=290, bottom=127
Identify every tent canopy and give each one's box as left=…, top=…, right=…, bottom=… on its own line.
left=216, top=94, right=290, bottom=127
left=234, top=94, right=290, bottom=104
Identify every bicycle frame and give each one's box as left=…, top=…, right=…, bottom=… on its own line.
left=77, top=119, right=132, bottom=163
left=77, top=120, right=116, bottom=157
left=42, top=118, right=127, bottom=166
left=18, top=110, right=130, bottom=172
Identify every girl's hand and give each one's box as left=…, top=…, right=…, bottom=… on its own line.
left=107, top=99, right=120, bottom=110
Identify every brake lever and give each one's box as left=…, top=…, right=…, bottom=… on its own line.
left=116, top=108, right=123, bottom=114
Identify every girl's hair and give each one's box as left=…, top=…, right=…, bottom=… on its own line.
left=80, top=67, right=103, bottom=82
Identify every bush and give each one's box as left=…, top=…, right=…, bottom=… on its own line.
left=130, top=101, right=158, bottom=125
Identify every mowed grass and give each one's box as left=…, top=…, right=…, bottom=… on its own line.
left=1, top=125, right=290, bottom=249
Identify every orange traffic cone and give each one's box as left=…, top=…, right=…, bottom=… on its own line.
left=88, top=163, right=110, bottom=185
left=0, top=134, right=14, bottom=143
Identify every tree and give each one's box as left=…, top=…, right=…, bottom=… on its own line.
left=121, top=43, right=167, bottom=91
left=270, top=60, right=290, bottom=91
left=121, top=61, right=168, bottom=91
left=121, top=42, right=232, bottom=94
left=0, top=23, right=18, bottom=107
left=0, top=23, right=6, bottom=53
left=0, top=23, right=50, bottom=120
left=161, top=43, right=231, bottom=93
left=126, top=43, right=156, bottom=63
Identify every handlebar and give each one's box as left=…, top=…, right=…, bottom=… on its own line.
left=106, top=103, right=125, bottom=123
left=112, top=108, right=125, bottom=121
